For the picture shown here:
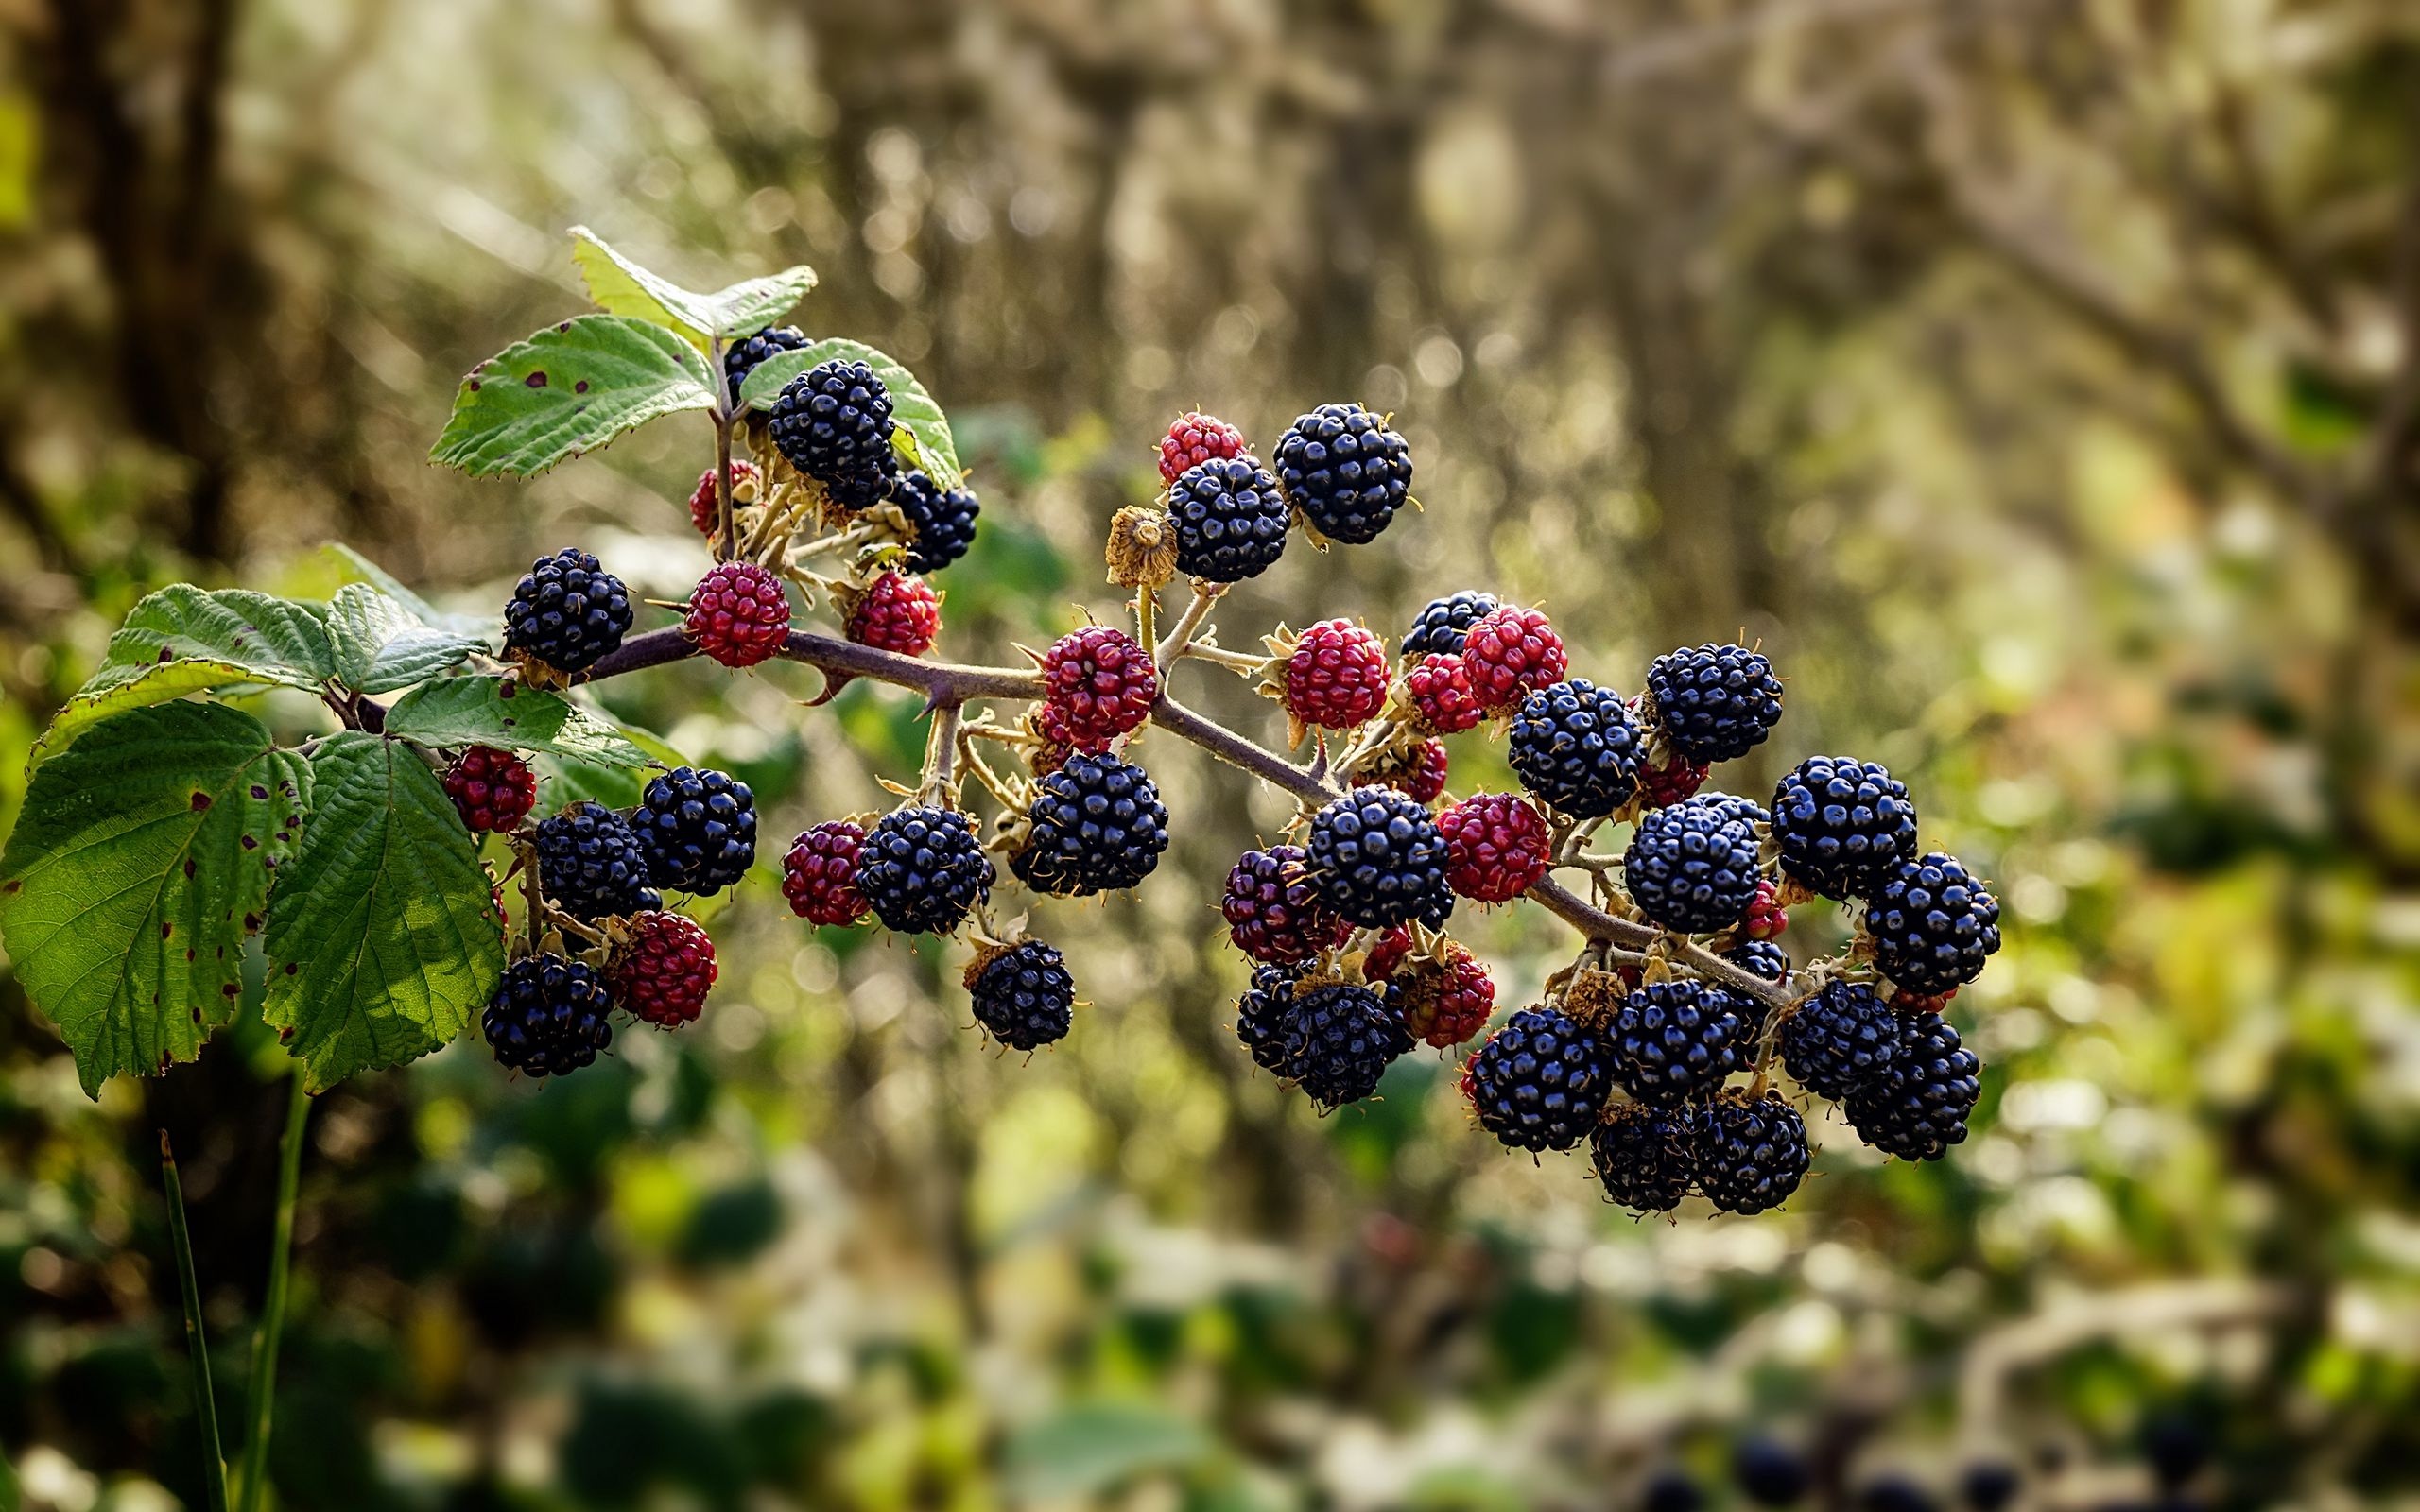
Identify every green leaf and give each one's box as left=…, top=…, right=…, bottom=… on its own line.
left=262, top=733, right=504, bottom=1091
left=0, top=703, right=310, bottom=1096
left=570, top=227, right=817, bottom=347
left=1004, top=1402, right=1214, bottom=1502
left=328, top=584, right=483, bottom=695
left=737, top=337, right=963, bottom=489
left=321, top=542, right=500, bottom=647
left=32, top=586, right=335, bottom=765
left=429, top=315, right=717, bottom=478
left=384, top=676, right=652, bottom=767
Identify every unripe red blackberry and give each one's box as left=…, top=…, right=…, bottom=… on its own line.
left=1283, top=619, right=1390, bottom=731
left=1367, top=738, right=1448, bottom=805
left=1304, top=786, right=1456, bottom=929
left=442, top=746, right=536, bottom=833
left=1157, top=410, right=1248, bottom=485
left=782, top=820, right=870, bottom=927
left=1636, top=750, right=1713, bottom=809
left=1402, top=653, right=1482, bottom=735
left=1459, top=606, right=1566, bottom=715
left=1464, top=1004, right=1611, bottom=1152
left=967, top=941, right=1077, bottom=1051
left=1385, top=939, right=1495, bottom=1048
left=1402, top=591, right=1499, bottom=659
left=1220, top=845, right=1351, bottom=966
left=1040, top=625, right=1158, bottom=747
left=1010, top=751, right=1169, bottom=897
left=856, top=805, right=993, bottom=935
left=483, top=954, right=614, bottom=1077
left=1167, top=456, right=1290, bottom=583
left=1864, top=851, right=2001, bottom=995
left=1770, top=755, right=1918, bottom=899
left=1689, top=1089, right=1810, bottom=1214
left=1591, top=1102, right=1695, bottom=1214
left=845, top=571, right=940, bottom=658
left=1272, top=402, right=1413, bottom=545
left=1740, top=877, right=1789, bottom=941
left=1642, top=643, right=1786, bottom=765
left=1437, top=792, right=1551, bottom=904
left=685, top=560, right=791, bottom=668
left=613, top=911, right=717, bottom=1027
left=687, top=459, right=762, bottom=538
left=1606, top=979, right=1745, bottom=1105
left=1623, top=798, right=1763, bottom=934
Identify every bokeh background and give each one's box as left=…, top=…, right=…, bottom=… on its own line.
left=3, top=1, right=2417, bottom=1508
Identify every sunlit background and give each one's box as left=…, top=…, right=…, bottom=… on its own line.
left=3, top=1, right=2417, bottom=1508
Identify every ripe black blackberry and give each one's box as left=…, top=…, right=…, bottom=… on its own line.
left=767, top=357, right=899, bottom=510
left=1167, top=455, right=1290, bottom=582
left=503, top=548, right=632, bottom=676
left=1507, top=679, right=1643, bottom=820
left=1865, top=851, right=2001, bottom=995
left=891, top=468, right=981, bottom=573
left=1643, top=643, right=1786, bottom=765
left=1844, top=1010, right=1980, bottom=1160
left=1271, top=402, right=1413, bottom=544
left=1277, top=982, right=1404, bottom=1108
left=723, top=324, right=810, bottom=403
left=1777, top=980, right=1903, bottom=1100
left=967, top=942, right=1077, bottom=1051
left=1770, top=755, right=1918, bottom=899
left=1689, top=1089, right=1810, bottom=1215
left=1303, top=786, right=1455, bottom=929
left=534, top=800, right=660, bottom=921
left=1607, top=979, right=1745, bottom=1105
left=1591, top=1102, right=1696, bottom=1214
left=1221, top=845, right=1350, bottom=966
left=1698, top=791, right=1772, bottom=832
left=1234, top=966, right=1302, bottom=1074
left=1402, top=590, right=1499, bottom=658
left=856, top=805, right=994, bottom=935
left=1009, top=751, right=1169, bottom=897
left=631, top=766, right=757, bottom=895
left=1464, top=1005, right=1611, bottom=1152
left=483, top=954, right=614, bottom=1077
left=1623, top=797, right=1762, bottom=934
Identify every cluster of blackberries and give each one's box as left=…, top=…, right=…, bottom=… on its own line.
left=483, top=905, right=724, bottom=1076
left=1234, top=967, right=1410, bottom=1109
left=532, top=766, right=758, bottom=919
left=1146, top=403, right=1412, bottom=587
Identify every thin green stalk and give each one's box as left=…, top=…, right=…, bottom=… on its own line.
left=237, top=1074, right=310, bottom=1512
left=159, top=1131, right=231, bottom=1512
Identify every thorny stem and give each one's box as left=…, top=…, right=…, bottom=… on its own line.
left=568, top=627, right=1800, bottom=1018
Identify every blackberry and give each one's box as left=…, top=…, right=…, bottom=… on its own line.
left=631, top=766, right=757, bottom=896
left=1401, top=652, right=1482, bottom=735
left=1844, top=1011, right=1980, bottom=1160
left=844, top=570, right=940, bottom=658
left=1277, top=982, right=1403, bottom=1108
left=1369, top=737, right=1449, bottom=805
left=503, top=548, right=632, bottom=676
left=612, top=911, right=717, bottom=1028
left=1740, top=877, right=1789, bottom=940
left=1040, top=625, right=1159, bottom=747
left=767, top=357, right=899, bottom=510
left=1777, top=980, right=1902, bottom=1100
left=1689, top=1089, right=1810, bottom=1215
left=1507, top=679, right=1643, bottom=819
left=1734, top=1439, right=1811, bottom=1508
left=1606, top=979, right=1745, bottom=1105
left=967, top=942, right=1077, bottom=1051
left=1010, top=751, right=1169, bottom=897
left=891, top=469, right=980, bottom=573
left=1865, top=851, right=2001, bottom=995
left=1718, top=939, right=1789, bottom=1040
left=782, top=820, right=869, bottom=926
left=1623, top=798, right=1762, bottom=934
left=1698, top=792, right=1772, bottom=831
left=1637, top=751, right=1712, bottom=809
left=1272, top=402, right=1412, bottom=544
left=688, top=458, right=761, bottom=538
left=441, top=746, right=536, bottom=834
left=1643, top=643, right=1786, bottom=765
left=723, top=324, right=810, bottom=403
left=483, top=954, right=614, bottom=1077
left=1283, top=618, right=1392, bottom=731
left=534, top=800, right=659, bottom=921
left=1167, top=455, right=1290, bottom=582
left=856, top=805, right=994, bottom=935
left=1402, top=590, right=1498, bottom=658
left=685, top=560, right=790, bottom=668
left=1158, top=410, right=1248, bottom=484
left=1591, top=1102, right=1696, bottom=1214
left=1438, top=791, right=1551, bottom=903
left=1221, top=845, right=1350, bottom=966
left=1386, top=939, right=1495, bottom=1048
left=1957, top=1463, right=2020, bottom=1512
left=1464, top=1005, right=1611, bottom=1151
left=1234, top=966, right=1302, bottom=1074
left=1459, top=606, right=1567, bottom=715
left=1771, top=755, right=1918, bottom=898
left=1304, top=786, right=1455, bottom=929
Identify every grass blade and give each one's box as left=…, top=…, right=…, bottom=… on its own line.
left=159, top=1130, right=231, bottom=1512
left=237, top=1074, right=310, bottom=1512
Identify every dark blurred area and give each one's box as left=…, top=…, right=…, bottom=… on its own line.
left=2, top=1, right=2417, bottom=1508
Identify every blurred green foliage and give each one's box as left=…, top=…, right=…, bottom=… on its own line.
left=2, top=1, right=2417, bottom=1509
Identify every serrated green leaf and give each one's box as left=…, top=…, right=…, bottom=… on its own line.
left=31, top=586, right=337, bottom=765
left=0, top=703, right=311, bottom=1096
left=738, top=337, right=963, bottom=489
left=384, top=676, right=651, bottom=767
left=262, top=733, right=503, bottom=1091
left=329, top=583, right=483, bottom=696
left=429, top=315, right=717, bottom=478
left=570, top=227, right=817, bottom=348
left=321, top=542, right=500, bottom=647
left=533, top=710, right=685, bottom=809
